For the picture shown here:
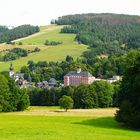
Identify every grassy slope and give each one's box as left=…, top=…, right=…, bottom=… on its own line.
left=0, top=25, right=88, bottom=72
left=0, top=107, right=140, bottom=140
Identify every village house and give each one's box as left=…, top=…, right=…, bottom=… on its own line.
left=36, top=78, right=58, bottom=89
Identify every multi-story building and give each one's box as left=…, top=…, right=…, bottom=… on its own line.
left=64, top=69, right=95, bottom=86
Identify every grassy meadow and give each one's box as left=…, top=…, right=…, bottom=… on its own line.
left=0, top=107, right=140, bottom=140
left=0, top=25, right=88, bottom=72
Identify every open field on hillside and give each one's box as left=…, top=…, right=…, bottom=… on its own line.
left=0, top=107, right=140, bottom=140
left=0, top=25, right=88, bottom=72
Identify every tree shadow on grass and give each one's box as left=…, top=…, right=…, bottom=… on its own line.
left=75, top=117, right=138, bottom=131
left=50, top=110, right=65, bottom=113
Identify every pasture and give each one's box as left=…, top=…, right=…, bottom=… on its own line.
left=0, top=25, right=88, bottom=72
left=0, top=107, right=139, bottom=140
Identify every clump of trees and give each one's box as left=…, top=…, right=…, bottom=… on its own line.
left=59, top=95, right=74, bottom=111
left=1, top=47, right=40, bottom=62
left=3, top=48, right=28, bottom=61
left=0, top=25, right=39, bottom=43
left=44, top=40, right=62, bottom=46
left=116, top=51, right=140, bottom=129
left=0, top=72, right=30, bottom=112
left=74, top=81, right=114, bottom=108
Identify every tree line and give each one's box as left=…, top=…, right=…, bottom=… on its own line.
left=28, top=80, right=119, bottom=108
left=0, top=25, right=39, bottom=43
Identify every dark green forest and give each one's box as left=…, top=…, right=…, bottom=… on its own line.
left=52, top=13, right=140, bottom=78
left=0, top=25, right=39, bottom=43
left=57, top=13, right=140, bottom=52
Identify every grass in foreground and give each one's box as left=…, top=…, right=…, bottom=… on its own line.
left=0, top=107, right=139, bottom=140
left=0, top=25, right=88, bottom=72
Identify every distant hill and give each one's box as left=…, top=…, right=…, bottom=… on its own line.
left=55, top=13, right=140, bottom=56
left=56, top=13, right=140, bottom=25
left=0, top=25, right=39, bottom=44
left=1, top=13, right=140, bottom=73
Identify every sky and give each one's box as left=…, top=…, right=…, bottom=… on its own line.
left=0, top=0, right=140, bottom=26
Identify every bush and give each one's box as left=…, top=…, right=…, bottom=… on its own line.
left=18, top=42, right=23, bottom=45
left=44, top=40, right=62, bottom=46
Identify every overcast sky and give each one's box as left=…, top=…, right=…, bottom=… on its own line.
left=0, top=0, right=140, bottom=26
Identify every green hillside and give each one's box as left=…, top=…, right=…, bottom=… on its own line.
left=0, top=25, right=88, bottom=72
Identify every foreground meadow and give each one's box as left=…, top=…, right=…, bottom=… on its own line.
left=0, top=107, right=139, bottom=140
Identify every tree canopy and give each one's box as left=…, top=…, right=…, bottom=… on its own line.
left=0, top=73, right=30, bottom=112
left=59, top=95, right=74, bottom=111
left=116, top=51, right=140, bottom=128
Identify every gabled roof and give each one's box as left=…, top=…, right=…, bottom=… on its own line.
left=48, top=78, right=57, bottom=85
left=42, top=81, right=48, bottom=84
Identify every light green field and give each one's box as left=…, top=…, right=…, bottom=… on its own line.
left=0, top=107, right=139, bottom=140
left=0, top=25, right=88, bottom=72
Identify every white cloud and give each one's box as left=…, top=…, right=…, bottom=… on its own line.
left=0, top=0, right=140, bottom=26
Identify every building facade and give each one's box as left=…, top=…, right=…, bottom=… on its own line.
left=64, top=69, right=95, bottom=86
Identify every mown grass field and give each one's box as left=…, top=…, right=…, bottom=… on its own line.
left=0, top=107, right=139, bottom=140
left=0, top=25, right=88, bottom=72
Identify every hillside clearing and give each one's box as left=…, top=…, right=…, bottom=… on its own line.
left=0, top=25, right=88, bottom=72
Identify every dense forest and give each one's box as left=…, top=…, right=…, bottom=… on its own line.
left=0, top=25, right=39, bottom=43
left=52, top=13, right=140, bottom=78
left=57, top=14, right=140, bottom=54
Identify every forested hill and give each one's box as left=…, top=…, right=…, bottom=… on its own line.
left=56, top=13, right=140, bottom=55
left=0, top=25, right=39, bottom=44
left=0, top=26, right=9, bottom=35
left=57, top=13, right=140, bottom=25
